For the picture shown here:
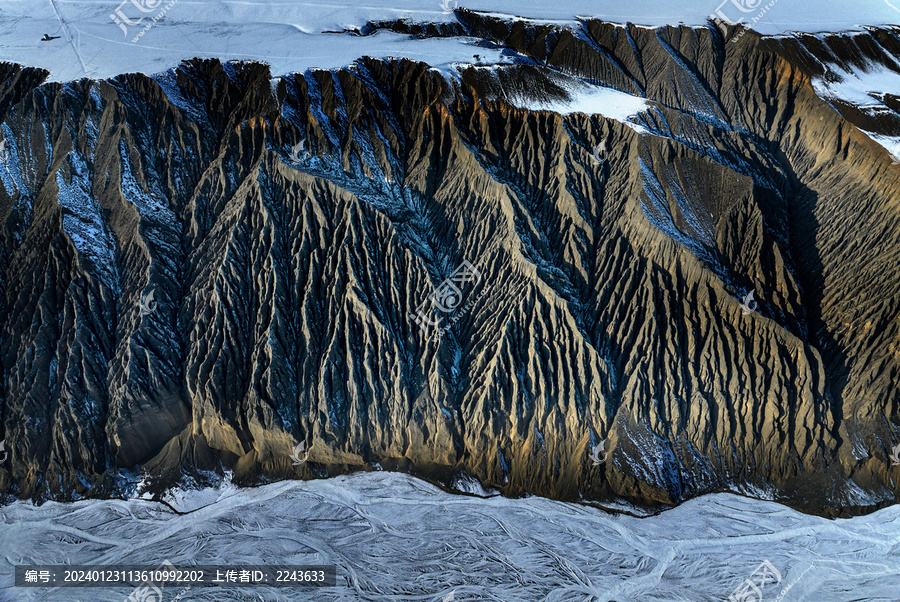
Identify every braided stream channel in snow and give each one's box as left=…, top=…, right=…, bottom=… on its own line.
left=0, top=472, right=898, bottom=601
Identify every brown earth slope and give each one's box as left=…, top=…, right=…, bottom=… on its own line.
left=0, top=15, right=898, bottom=516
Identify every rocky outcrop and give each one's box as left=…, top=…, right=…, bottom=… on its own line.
left=0, top=15, right=898, bottom=516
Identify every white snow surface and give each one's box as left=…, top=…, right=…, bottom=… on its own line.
left=812, top=62, right=900, bottom=110
left=811, top=62, right=900, bottom=160
left=867, top=131, right=900, bottom=161
left=509, top=82, right=651, bottom=132
left=1, top=471, right=899, bottom=601
left=1, top=0, right=899, bottom=82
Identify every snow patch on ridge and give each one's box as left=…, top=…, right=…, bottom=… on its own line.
left=56, top=161, right=119, bottom=292
left=865, top=131, right=900, bottom=161
left=510, top=82, right=650, bottom=132
left=811, top=62, right=900, bottom=159
left=812, top=63, right=900, bottom=110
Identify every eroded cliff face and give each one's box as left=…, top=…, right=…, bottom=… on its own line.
left=0, top=15, right=898, bottom=515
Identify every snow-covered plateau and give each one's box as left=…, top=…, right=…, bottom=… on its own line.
left=0, top=472, right=898, bottom=601
left=2, top=0, right=899, bottom=82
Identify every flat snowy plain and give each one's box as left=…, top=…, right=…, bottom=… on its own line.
left=0, top=472, right=898, bottom=601
left=1, top=0, right=899, bottom=82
